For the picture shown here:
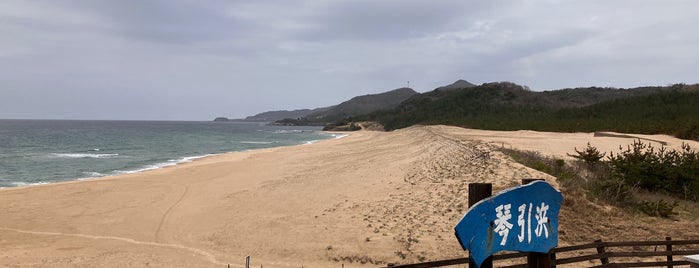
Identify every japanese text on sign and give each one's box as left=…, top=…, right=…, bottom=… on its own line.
left=494, top=202, right=549, bottom=246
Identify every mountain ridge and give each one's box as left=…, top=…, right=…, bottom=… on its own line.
left=243, top=107, right=334, bottom=122
left=304, top=87, right=418, bottom=121
left=355, top=82, right=699, bottom=140
left=271, top=87, right=418, bottom=126
left=215, top=80, right=699, bottom=141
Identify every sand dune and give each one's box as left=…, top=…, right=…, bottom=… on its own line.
left=1, top=125, right=697, bottom=267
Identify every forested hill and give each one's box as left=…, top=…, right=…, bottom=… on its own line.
left=306, top=87, right=417, bottom=121
left=244, top=107, right=333, bottom=122
left=275, top=87, right=418, bottom=125
left=353, top=82, right=699, bottom=140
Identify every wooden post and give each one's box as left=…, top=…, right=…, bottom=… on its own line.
left=522, top=179, right=552, bottom=268
left=595, top=239, right=609, bottom=265
left=527, top=252, right=551, bottom=268
left=667, top=237, right=673, bottom=268
left=246, top=256, right=250, bottom=268
left=469, top=183, right=493, bottom=268
left=468, top=183, right=493, bottom=207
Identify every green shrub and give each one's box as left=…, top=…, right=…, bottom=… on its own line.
left=590, top=176, right=636, bottom=205
left=639, top=199, right=678, bottom=218
left=504, top=140, right=699, bottom=215
left=568, top=142, right=606, bottom=166
left=607, top=140, right=699, bottom=200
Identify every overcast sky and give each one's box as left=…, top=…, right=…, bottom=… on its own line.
left=1, top=1, right=698, bottom=120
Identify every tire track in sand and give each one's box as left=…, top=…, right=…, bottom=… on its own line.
left=0, top=226, right=235, bottom=267
left=154, top=184, right=189, bottom=243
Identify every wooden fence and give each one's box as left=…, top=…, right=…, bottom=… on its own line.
left=385, top=237, right=699, bottom=268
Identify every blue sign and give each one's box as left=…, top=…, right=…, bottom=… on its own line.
left=454, top=181, right=563, bottom=268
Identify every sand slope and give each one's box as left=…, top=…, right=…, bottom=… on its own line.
left=1, top=125, right=697, bottom=267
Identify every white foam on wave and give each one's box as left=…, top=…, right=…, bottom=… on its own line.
left=10, top=181, right=49, bottom=187
left=300, top=133, right=347, bottom=145
left=115, top=154, right=213, bottom=175
left=331, top=134, right=349, bottom=139
left=81, top=172, right=106, bottom=179
left=270, top=129, right=304, bottom=134
left=301, top=133, right=348, bottom=145
left=239, top=141, right=276, bottom=144
left=52, top=153, right=119, bottom=159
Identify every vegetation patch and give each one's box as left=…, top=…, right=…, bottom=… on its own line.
left=502, top=140, right=699, bottom=218
left=353, top=82, right=699, bottom=141
left=639, top=199, right=678, bottom=218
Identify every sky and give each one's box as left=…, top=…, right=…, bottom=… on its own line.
left=1, top=1, right=698, bottom=121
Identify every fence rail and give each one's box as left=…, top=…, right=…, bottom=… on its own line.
left=385, top=237, right=699, bottom=268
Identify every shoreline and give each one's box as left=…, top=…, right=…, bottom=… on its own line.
left=0, top=128, right=366, bottom=267
left=1, top=125, right=697, bottom=267
left=0, top=131, right=348, bottom=192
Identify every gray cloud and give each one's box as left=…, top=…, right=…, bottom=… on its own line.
left=1, top=0, right=698, bottom=120
left=299, top=1, right=477, bottom=41
left=39, top=0, right=252, bottom=43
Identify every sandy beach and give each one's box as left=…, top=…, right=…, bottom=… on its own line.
left=1, top=125, right=698, bottom=267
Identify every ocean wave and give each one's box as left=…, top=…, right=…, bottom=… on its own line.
left=82, top=171, right=106, bottom=178
left=270, top=129, right=305, bottom=134
left=239, top=141, right=276, bottom=144
left=9, top=181, right=49, bottom=187
left=302, top=134, right=347, bottom=145
left=115, top=154, right=213, bottom=174
left=331, top=134, right=349, bottom=139
left=51, top=153, right=119, bottom=159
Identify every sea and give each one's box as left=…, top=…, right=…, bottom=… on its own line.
left=0, top=120, right=339, bottom=188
